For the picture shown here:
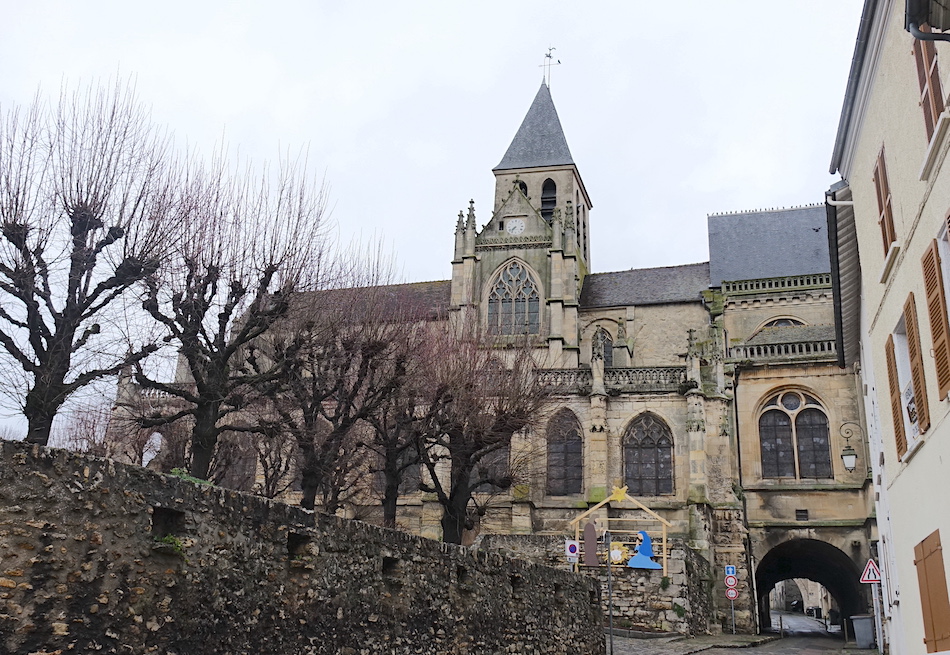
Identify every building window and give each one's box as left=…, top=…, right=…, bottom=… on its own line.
left=914, top=530, right=950, bottom=652
left=541, top=178, right=556, bottom=221
left=546, top=410, right=582, bottom=496
left=518, top=181, right=528, bottom=197
left=914, top=26, right=945, bottom=141
left=758, top=391, right=832, bottom=479
left=594, top=327, right=613, bottom=368
left=922, top=237, right=950, bottom=399
left=475, top=445, right=510, bottom=493
left=761, top=317, right=805, bottom=329
left=873, top=148, right=897, bottom=254
left=623, top=413, right=673, bottom=495
left=885, top=293, right=931, bottom=459
left=486, top=261, right=541, bottom=335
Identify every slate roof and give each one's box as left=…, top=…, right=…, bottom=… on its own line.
left=494, top=83, right=575, bottom=171
left=294, top=280, right=451, bottom=323
left=580, top=262, right=710, bottom=309
left=744, top=324, right=836, bottom=345
left=707, top=205, right=830, bottom=287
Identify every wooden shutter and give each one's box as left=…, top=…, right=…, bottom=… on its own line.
left=873, top=150, right=896, bottom=253
left=905, top=293, right=931, bottom=433
left=885, top=335, right=909, bottom=458
left=914, top=530, right=950, bottom=652
left=914, top=25, right=945, bottom=141
left=922, top=241, right=950, bottom=398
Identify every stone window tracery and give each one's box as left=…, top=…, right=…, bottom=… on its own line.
left=546, top=410, right=583, bottom=496
left=758, top=391, right=833, bottom=479
left=594, top=327, right=613, bottom=368
left=486, top=261, right=540, bottom=335
left=623, top=413, right=674, bottom=495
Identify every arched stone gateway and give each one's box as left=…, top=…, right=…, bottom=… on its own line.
left=755, top=538, right=865, bottom=629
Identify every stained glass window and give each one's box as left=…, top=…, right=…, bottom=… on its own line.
left=623, top=413, right=674, bottom=495
left=487, top=261, right=541, bottom=335
left=547, top=410, right=583, bottom=495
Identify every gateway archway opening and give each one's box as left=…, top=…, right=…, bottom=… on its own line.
left=756, top=538, right=865, bottom=632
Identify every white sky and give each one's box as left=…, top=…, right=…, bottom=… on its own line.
left=1, top=1, right=866, bottom=286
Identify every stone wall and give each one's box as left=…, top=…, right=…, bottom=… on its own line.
left=0, top=441, right=604, bottom=655
left=479, top=534, right=714, bottom=635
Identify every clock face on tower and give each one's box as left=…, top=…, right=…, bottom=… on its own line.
left=506, top=218, right=526, bottom=235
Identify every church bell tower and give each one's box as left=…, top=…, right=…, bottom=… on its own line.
left=450, top=82, right=592, bottom=368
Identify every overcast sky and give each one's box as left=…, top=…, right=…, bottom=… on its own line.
left=1, top=1, right=866, bottom=286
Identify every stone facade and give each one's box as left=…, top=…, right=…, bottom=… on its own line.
left=0, top=440, right=604, bottom=655
left=108, top=81, right=878, bottom=637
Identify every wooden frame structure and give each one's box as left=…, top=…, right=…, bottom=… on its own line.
left=568, top=485, right=672, bottom=576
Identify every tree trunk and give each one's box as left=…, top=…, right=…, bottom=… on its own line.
left=382, top=468, right=400, bottom=530
left=441, top=464, right=472, bottom=545
left=24, top=383, right=64, bottom=445
left=189, top=403, right=220, bottom=479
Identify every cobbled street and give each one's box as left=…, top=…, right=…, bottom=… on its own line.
left=605, top=611, right=878, bottom=655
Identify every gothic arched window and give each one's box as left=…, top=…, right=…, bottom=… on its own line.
left=546, top=410, right=583, bottom=496
left=541, top=178, right=556, bottom=221
left=486, top=261, right=540, bottom=335
left=758, top=391, right=832, bottom=479
left=594, top=327, right=614, bottom=368
left=623, top=413, right=674, bottom=495
left=518, top=181, right=528, bottom=197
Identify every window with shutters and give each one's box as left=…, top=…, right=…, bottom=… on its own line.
left=623, top=413, right=674, bottom=495
left=546, top=409, right=583, bottom=496
left=758, top=391, right=833, bottom=479
left=873, top=148, right=897, bottom=256
left=914, top=530, right=950, bottom=652
left=885, top=293, right=931, bottom=460
left=923, top=233, right=950, bottom=399
left=486, top=260, right=541, bottom=335
left=914, top=26, right=946, bottom=142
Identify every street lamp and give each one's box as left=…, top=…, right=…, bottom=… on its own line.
left=839, top=422, right=862, bottom=472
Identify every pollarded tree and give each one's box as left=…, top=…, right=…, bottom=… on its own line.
left=0, top=83, right=179, bottom=445
left=413, top=324, right=551, bottom=544
left=256, top=282, right=421, bottom=511
left=132, top=155, right=328, bottom=480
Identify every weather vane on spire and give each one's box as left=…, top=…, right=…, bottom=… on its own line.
left=540, top=47, right=561, bottom=86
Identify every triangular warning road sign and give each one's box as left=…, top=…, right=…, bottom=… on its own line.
left=860, top=558, right=882, bottom=583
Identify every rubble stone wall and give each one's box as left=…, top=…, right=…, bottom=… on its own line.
left=0, top=441, right=604, bottom=655
left=479, top=533, right=714, bottom=635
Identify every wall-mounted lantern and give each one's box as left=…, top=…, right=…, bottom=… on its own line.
left=839, top=422, right=863, bottom=472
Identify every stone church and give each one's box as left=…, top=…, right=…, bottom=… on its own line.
left=114, top=82, right=877, bottom=634
left=383, top=82, right=876, bottom=632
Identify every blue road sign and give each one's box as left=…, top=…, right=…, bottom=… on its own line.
left=725, top=565, right=736, bottom=576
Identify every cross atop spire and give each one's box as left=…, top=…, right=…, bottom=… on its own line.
left=540, top=47, right=560, bottom=86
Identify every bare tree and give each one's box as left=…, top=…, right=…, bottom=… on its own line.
left=131, top=155, right=327, bottom=480
left=412, top=324, right=551, bottom=544
left=256, top=283, right=418, bottom=511
left=49, top=397, right=114, bottom=457
left=252, top=423, right=298, bottom=499
left=0, top=83, right=179, bottom=444
left=364, top=393, right=423, bottom=529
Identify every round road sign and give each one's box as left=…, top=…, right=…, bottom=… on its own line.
left=724, top=574, right=738, bottom=588
left=725, top=587, right=739, bottom=601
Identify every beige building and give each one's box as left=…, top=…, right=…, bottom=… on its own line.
left=830, top=0, right=950, bottom=652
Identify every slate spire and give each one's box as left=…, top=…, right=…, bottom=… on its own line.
left=494, top=82, right=574, bottom=171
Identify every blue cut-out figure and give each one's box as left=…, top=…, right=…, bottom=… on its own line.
left=626, top=531, right=662, bottom=569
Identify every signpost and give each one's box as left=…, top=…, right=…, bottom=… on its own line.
left=860, top=559, right=884, bottom=654
left=724, top=567, right=738, bottom=634
left=564, top=540, right=580, bottom=564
